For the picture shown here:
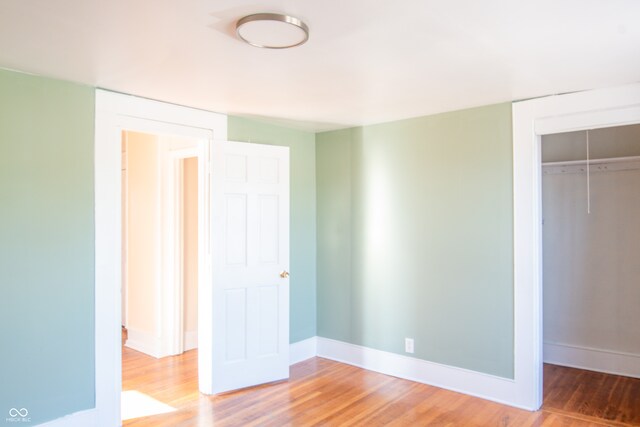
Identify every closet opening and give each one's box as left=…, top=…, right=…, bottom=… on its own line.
left=540, top=124, right=640, bottom=422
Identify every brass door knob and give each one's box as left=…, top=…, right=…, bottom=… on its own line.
left=280, top=271, right=290, bottom=279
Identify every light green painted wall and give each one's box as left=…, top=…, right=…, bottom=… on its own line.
left=227, top=117, right=317, bottom=343
left=316, top=129, right=353, bottom=342
left=316, top=104, right=514, bottom=378
left=0, top=66, right=512, bottom=426
left=0, top=69, right=95, bottom=423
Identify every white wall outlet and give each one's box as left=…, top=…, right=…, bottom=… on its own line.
left=405, top=338, right=414, bottom=354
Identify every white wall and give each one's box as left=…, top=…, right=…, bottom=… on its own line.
left=183, top=156, right=198, bottom=350
left=124, top=131, right=161, bottom=337
left=542, top=124, right=640, bottom=162
left=542, top=153, right=640, bottom=377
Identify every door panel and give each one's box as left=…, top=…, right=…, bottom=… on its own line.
left=258, top=285, right=279, bottom=355
left=224, top=289, right=247, bottom=361
left=211, top=141, right=290, bottom=393
left=225, top=194, right=248, bottom=266
left=259, top=195, right=279, bottom=263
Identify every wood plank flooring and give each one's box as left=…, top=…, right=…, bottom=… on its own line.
left=543, top=364, right=640, bottom=426
left=122, top=347, right=640, bottom=426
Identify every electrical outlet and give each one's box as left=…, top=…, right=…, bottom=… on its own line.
left=405, top=338, right=414, bottom=354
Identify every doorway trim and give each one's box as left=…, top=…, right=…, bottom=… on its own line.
left=94, top=90, right=226, bottom=427
left=512, top=82, right=640, bottom=410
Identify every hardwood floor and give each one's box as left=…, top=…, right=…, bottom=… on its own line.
left=122, top=346, right=640, bottom=426
left=543, top=364, right=640, bottom=426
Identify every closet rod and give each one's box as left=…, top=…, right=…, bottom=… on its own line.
left=541, top=155, right=640, bottom=167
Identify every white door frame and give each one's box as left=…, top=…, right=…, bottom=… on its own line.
left=162, top=146, right=202, bottom=356
left=512, top=82, right=640, bottom=410
left=121, top=137, right=129, bottom=329
left=94, top=90, right=226, bottom=427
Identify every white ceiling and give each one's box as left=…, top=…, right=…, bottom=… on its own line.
left=1, top=0, right=639, bottom=132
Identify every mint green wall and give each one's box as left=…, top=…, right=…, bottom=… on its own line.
left=227, top=117, right=317, bottom=343
left=0, top=69, right=95, bottom=423
left=316, top=104, right=514, bottom=378
left=0, top=66, right=511, bottom=426
left=316, top=129, right=353, bottom=342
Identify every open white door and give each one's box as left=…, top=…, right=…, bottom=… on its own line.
left=210, top=140, right=290, bottom=393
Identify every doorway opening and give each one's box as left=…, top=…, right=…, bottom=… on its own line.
left=120, top=129, right=204, bottom=422
left=95, top=90, right=226, bottom=426
left=510, top=83, right=640, bottom=411
left=95, top=91, right=293, bottom=426
left=539, top=124, right=640, bottom=422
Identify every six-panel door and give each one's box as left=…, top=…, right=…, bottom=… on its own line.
left=210, top=140, right=290, bottom=393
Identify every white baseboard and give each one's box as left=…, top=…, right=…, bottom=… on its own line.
left=544, top=342, right=640, bottom=378
left=316, top=337, right=529, bottom=410
left=36, top=408, right=97, bottom=427
left=125, top=328, right=161, bottom=358
left=184, top=331, right=198, bottom=351
left=43, top=335, right=532, bottom=427
left=290, top=337, right=317, bottom=365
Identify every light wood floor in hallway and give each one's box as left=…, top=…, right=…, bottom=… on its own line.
left=122, top=347, right=640, bottom=426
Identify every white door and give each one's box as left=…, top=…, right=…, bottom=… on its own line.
left=210, top=140, right=290, bottom=393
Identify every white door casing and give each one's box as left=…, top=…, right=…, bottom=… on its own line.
left=161, top=142, right=203, bottom=357
left=95, top=90, right=226, bottom=427
left=121, top=137, right=128, bottom=328
left=209, top=140, right=290, bottom=393
left=512, top=82, right=640, bottom=410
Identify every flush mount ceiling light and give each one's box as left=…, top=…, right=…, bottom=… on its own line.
left=236, top=13, right=309, bottom=49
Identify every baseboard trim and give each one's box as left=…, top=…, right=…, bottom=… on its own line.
left=316, top=337, right=530, bottom=410
left=290, top=337, right=317, bottom=365
left=125, top=328, right=161, bottom=358
left=36, top=408, right=97, bottom=427
left=43, top=336, right=533, bottom=426
left=184, top=331, right=198, bottom=352
left=544, top=342, right=640, bottom=378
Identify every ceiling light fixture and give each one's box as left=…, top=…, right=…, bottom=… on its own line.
left=236, top=13, right=309, bottom=49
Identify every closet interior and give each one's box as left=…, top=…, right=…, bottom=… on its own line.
left=541, top=123, right=640, bottom=379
